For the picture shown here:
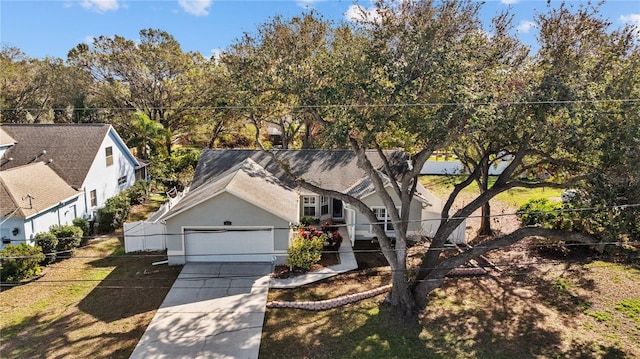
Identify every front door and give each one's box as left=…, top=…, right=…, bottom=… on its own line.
left=332, top=198, right=343, bottom=220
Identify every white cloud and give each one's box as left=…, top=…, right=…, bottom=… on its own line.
left=84, top=35, right=94, bottom=44
left=80, top=0, right=119, bottom=13
left=345, top=4, right=381, bottom=23
left=178, top=0, right=212, bottom=16
left=210, top=48, right=223, bottom=61
left=501, top=0, right=519, bottom=4
left=517, top=20, right=537, bottom=34
left=620, top=13, right=640, bottom=38
left=297, top=0, right=320, bottom=9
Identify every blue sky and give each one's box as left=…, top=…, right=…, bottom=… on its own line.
left=1, top=0, right=638, bottom=60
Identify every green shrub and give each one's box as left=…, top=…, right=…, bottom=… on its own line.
left=34, top=232, right=58, bottom=264
left=49, top=225, right=83, bottom=253
left=125, top=180, right=151, bottom=205
left=72, top=218, right=90, bottom=246
left=0, top=243, right=45, bottom=282
left=517, top=198, right=560, bottom=227
left=285, top=235, right=325, bottom=270
left=300, top=216, right=320, bottom=226
left=97, top=193, right=131, bottom=233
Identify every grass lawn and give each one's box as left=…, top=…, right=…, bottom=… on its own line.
left=0, top=192, right=181, bottom=359
left=127, top=193, right=165, bottom=222
left=261, top=257, right=640, bottom=358
left=420, top=175, right=563, bottom=208
left=0, top=238, right=181, bottom=358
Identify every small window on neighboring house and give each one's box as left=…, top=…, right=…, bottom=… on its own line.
left=90, top=190, right=97, bottom=207
left=105, top=146, right=113, bottom=166
left=320, top=196, right=329, bottom=215
left=118, top=176, right=127, bottom=186
left=372, top=207, right=394, bottom=232
left=302, top=196, right=317, bottom=217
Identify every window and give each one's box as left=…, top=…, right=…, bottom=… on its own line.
left=90, top=190, right=97, bottom=207
left=105, top=146, right=113, bottom=166
left=117, top=176, right=127, bottom=186
left=372, top=207, right=394, bottom=232
left=320, top=196, right=329, bottom=215
left=302, top=196, right=317, bottom=217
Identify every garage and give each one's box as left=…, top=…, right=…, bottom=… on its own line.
left=183, top=227, right=275, bottom=262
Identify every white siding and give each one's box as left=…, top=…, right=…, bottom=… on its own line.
left=165, top=191, right=291, bottom=265
left=82, top=130, right=137, bottom=217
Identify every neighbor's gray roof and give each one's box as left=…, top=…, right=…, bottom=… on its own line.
left=163, top=158, right=298, bottom=223
left=0, top=162, right=82, bottom=218
left=190, top=149, right=408, bottom=195
left=1, top=123, right=112, bottom=187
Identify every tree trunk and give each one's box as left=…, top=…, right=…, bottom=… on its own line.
left=386, top=267, right=419, bottom=319
left=477, top=159, right=493, bottom=236
left=478, top=201, right=493, bottom=236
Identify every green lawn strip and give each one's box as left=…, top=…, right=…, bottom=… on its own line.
left=0, top=239, right=117, bottom=338
left=127, top=193, right=165, bottom=222
left=419, top=175, right=562, bottom=208
left=616, top=299, right=640, bottom=321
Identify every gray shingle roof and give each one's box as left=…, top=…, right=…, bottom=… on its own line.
left=191, top=149, right=408, bottom=194
left=164, top=158, right=298, bottom=222
left=0, top=124, right=112, bottom=187
left=0, top=162, right=82, bottom=218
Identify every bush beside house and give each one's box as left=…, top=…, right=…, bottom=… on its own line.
left=286, top=235, right=325, bottom=270
left=0, top=244, right=45, bottom=282
left=34, top=232, right=58, bottom=264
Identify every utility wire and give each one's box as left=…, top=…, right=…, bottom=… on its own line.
left=3, top=98, right=639, bottom=112
left=3, top=202, right=640, bottom=244
left=2, top=240, right=638, bottom=260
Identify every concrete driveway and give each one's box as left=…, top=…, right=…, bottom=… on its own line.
left=130, top=262, right=272, bottom=359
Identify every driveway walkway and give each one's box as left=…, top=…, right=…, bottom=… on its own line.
left=130, top=262, right=272, bottom=359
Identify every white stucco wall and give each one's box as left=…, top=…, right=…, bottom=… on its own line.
left=81, top=129, right=137, bottom=217
left=344, top=183, right=469, bottom=243
left=164, top=191, right=292, bottom=265
left=0, top=195, right=82, bottom=248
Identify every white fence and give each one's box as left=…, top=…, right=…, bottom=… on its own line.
left=420, top=160, right=509, bottom=175
left=124, top=221, right=166, bottom=253
left=345, top=208, right=356, bottom=246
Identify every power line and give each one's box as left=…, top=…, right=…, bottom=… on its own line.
left=2, top=240, right=638, bottom=261
left=3, top=201, right=639, bottom=244
left=2, top=98, right=639, bottom=112
left=2, top=259, right=635, bottom=287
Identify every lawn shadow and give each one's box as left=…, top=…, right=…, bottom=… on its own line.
left=260, top=297, right=439, bottom=359
left=1, top=309, right=143, bottom=359
left=77, top=249, right=182, bottom=323
left=420, top=270, right=626, bottom=358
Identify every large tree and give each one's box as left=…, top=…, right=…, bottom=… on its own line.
left=221, top=12, right=333, bottom=149
left=67, top=29, right=212, bottom=153
left=0, top=46, right=90, bottom=123
left=227, top=0, right=638, bottom=318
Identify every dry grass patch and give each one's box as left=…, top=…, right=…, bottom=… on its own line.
left=0, top=237, right=181, bottom=358
left=261, top=250, right=639, bottom=358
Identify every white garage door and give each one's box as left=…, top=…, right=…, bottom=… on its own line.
left=184, top=227, right=274, bottom=262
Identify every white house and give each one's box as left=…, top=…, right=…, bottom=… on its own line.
left=129, top=149, right=464, bottom=265
left=0, top=163, right=83, bottom=246
left=0, top=123, right=142, bottom=247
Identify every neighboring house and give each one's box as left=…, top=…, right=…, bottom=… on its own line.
left=0, top=162, right=83, bottom=247
left=146, top=149, right=463, bottom=266
left=0, top=127, right=17, bottom=160
left=0, top=124, right=142, bottom=246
